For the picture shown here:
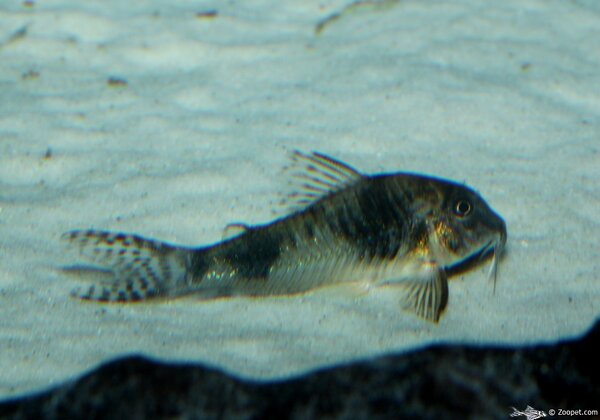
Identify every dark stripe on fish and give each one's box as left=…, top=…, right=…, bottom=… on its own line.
left=336, top=177, right=407, bottom=260
left=220, top=229, right=282, bottom=279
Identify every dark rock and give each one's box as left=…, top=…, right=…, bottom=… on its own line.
left=1, top=319, right=598, bottom=420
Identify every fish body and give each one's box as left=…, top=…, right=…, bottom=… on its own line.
left=63, top=151, right=507, bottom=322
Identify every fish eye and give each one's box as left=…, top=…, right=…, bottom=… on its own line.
left=453, top=200, right=472, bottom=217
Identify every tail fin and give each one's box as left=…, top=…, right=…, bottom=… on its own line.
left=61, top=230, right=190, bottom=302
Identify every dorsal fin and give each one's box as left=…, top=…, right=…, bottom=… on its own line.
left=283, top=150, right=364, bottom=211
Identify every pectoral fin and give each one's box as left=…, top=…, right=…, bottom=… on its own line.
left=399, top=268, right=449, bottom=323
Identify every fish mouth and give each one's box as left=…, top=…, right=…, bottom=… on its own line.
left=447, top=232, right=506, bottom=289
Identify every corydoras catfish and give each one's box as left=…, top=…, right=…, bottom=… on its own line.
left=62, top=151, right=507, bottom=322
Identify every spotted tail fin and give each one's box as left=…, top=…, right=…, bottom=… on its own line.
left=61, top=230, right=191, bottom=302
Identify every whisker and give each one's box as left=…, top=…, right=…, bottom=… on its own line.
left=477, top=240, right=494, bottom=262
left=487, top=250, right=498, bottom=294
left=487, top=236, right=504, bottom=294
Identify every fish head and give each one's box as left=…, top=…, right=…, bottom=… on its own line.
left=429, top=181, right=507, bottom=269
